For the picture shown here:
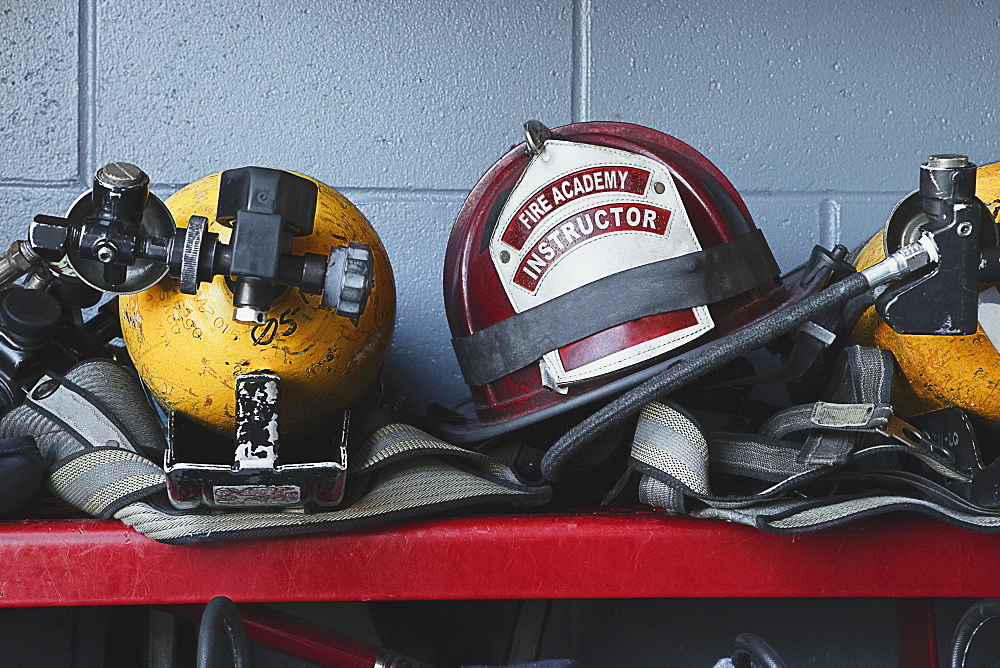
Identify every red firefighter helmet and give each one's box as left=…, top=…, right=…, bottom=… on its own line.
left=437, top=120, right=809, bottom=442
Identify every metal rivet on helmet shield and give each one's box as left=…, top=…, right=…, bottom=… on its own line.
left=500, top=250, right=510, bottom=263
left=523, top=120, right=553, bottom=157
left=653, top=182, right=666, bottom=194
left=958, top=222, right=974, bottom=236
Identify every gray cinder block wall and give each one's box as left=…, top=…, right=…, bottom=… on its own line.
left=2, top=1, right=999, bottom=661
left=3, top=1, right=999, bottom=411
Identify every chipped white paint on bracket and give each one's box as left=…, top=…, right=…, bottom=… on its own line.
left=234, top=376, right=280, bottom=470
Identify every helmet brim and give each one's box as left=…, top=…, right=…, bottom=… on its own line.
left=433, top=265, right=811, bottom=443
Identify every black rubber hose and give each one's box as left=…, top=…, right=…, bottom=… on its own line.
left=950, top=598, right=1000, bottom=668
left=196, top=596, right=252, bottom=668
left=540, top=272, right=872, bottom=480
left=731, top=632, right=787, bottom=668
left=0, top=436, right=43, bottom=517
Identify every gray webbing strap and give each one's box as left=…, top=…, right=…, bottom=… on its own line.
left=795, top=346, right=894, bottom=465
left=633, top=402, right=710, bottom=495
left=629, top=345, right=1000, bottom=533
left=117, top=454, right=543, bottom=544
left=0, top=362, right=550, bottom=543
left=697, top=495, right=1000, bottom=534
left=115, top=423, right=550, bottom=544
left=49, top=448, right=164, bottom=517
left=0, top=363, right=168, bottom=518
left=633, top=400, right=998, bottom=530
left=452, top=229, right=779, bottom=387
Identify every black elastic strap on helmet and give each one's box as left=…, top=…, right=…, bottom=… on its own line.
left=452, top=229, right=779, bottom=387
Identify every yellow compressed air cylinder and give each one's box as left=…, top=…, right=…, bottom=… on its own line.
left=119, top=171, right=396, bottom=437
left=850, top=161, right=1000, bottom=420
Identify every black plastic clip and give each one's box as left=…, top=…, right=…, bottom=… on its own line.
left=799, top=244, right=855, bottom=289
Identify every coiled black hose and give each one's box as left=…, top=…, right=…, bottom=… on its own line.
left=950, top=598, right=1000, bottom=668
left=731, top=632, right=787, bottom=668
left=196, top=596, right=251, bottom=668
left=541, top=272, right=872, bottom=480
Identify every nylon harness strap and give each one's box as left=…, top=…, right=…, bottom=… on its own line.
left=452, top=229, right=779, bottom=387
left=629, top=345, right=1000, bottom=533
left=0, top=360, right=551, bottom=544
left=116, top=423, right=551, bottom=544
left=0, top=363, right=168, bottom=518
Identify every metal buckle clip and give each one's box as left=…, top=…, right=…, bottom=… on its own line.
left=877, top=414, right=953, bottom=461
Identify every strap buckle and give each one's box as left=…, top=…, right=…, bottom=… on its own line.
left=876, top=414, right=954, bottom=461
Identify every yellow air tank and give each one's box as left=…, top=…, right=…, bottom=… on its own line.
left=119, top=170, right=395, bottom=438
left=850, top=161, right=1000, bottom=421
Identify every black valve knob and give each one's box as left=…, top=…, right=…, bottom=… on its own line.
left=92, top=162, right=150, bottom=229
left=217, top=167, right=317, bottom=236
left=322, top=243, right=373, bottom=317
left=0, top=288, right=61, bottom=344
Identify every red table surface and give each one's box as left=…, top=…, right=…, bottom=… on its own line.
left=0, top=510, right=997, bottom=607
